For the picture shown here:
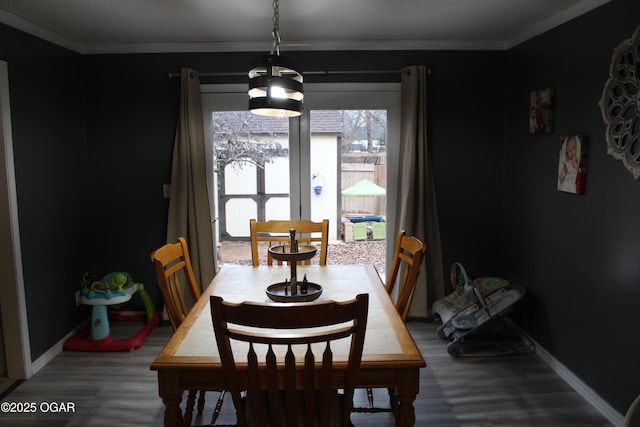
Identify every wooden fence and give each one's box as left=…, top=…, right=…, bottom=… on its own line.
left=341, top=161, right=386, bottom=217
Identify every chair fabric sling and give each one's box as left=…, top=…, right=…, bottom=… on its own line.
left=624, top=394, right=640, bottom=427
left=150, top=237, right=225, bottom=426
left=353, top=230, right=425, bottom=416
left=211, top=293, right=369, bottom=427
left=249, top=218, right=329, bottom=266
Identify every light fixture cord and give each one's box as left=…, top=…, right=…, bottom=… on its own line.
left=270, top=0, right=281, bottom=56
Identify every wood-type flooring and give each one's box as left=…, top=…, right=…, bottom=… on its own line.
left=0, top=319, right=613, bottom=426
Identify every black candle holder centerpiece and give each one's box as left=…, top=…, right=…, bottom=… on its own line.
left=265, top=229, right=322, bottom=302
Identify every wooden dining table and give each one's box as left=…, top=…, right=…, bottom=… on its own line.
left=150, top=264, right=426, bottom=427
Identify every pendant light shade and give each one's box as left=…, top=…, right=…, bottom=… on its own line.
left=249, top=54, right=303, bottom=117
left=249, top=0, right=303, bottom=117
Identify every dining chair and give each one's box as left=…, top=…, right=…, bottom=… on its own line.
left=624, top=394, right=640, bottom=427
left=353, top=230, right=425, bottom=416
left=210, top=293, right=369, bottom=427
left=150, top=237, right=225, bottom=426
left=385, top=230, right=427, bottom=321
left=249, top=218, right=329, bottom=266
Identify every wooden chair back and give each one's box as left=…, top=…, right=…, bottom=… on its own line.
left=210, top=293, right=369, bottom=427
left=385, top=230, right=426, bottom=321
left=249, top=219, right=329, bottom=266
left=150, top=237, right=201, bottom=331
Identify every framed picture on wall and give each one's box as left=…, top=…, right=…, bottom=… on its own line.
left=557, top=135, right=588, bottom=195
left=529, top=87, right=555, bottom=135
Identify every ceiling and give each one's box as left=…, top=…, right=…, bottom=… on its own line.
left=0, top=0, right=611, bottom=54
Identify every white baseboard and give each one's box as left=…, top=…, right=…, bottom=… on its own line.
left=31, top=319, right=88, bottom=375
left=532, top=335, right=624, bottom=426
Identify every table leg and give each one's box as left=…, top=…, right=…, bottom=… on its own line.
left=184, top=390, right=197, bottom=426
left=157, top=372, right=183, bottom=427
left=395, top=368, right=419, bottom=427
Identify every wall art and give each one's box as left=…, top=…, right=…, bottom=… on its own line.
left=529, top=87, right=555, bottom=135
left=599, top=25, right=640, bottom=179
left=557, top=135, right=588, bottom=195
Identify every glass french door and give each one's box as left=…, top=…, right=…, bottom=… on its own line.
left=210, top=110, right=291, bottom=240
left=202, top=83, right=400, bottom=267
left=301, top=84, right=400, bottom=245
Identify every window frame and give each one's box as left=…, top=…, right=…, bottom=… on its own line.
left=201, top=83, right=401, bottom=267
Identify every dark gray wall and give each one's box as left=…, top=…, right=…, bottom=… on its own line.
left=0, top=31, right=507, bottom=363
left=0, top=25, right=90, bottom=359
left=1, top=0, right=637, bottom=417
left=502, top=0, right=640, bottom=415
left=82, top=49, right=507, bottom=308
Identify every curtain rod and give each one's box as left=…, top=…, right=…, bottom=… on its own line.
left=167, top=69, right=429, bottom=79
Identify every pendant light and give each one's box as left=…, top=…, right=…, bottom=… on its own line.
left=248, top=0, right=303, bottom=118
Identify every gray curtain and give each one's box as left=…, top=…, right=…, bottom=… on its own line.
left=394, top=65, right=445, bottom=318
left=166, top=68, right=216, bottom=294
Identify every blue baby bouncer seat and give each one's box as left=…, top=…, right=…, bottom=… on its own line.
left=432, top=263, right=534, bottom=357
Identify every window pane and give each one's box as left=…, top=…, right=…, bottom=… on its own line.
left=309, top=109, right=387, bottom=230
left=224, top=161, right=256, bottom=194
left=212, top=111, right=290, bottom=241
left=264, top=157, right=289, bottom=194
